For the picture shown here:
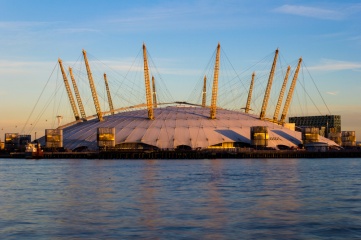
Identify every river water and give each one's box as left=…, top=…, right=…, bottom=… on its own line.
left=0, top=158, right=361, bottom=239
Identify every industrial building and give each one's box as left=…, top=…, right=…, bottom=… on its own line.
left=288, top=115, right=358, bottom=147
left=3, top=133, right=31, bottom=151
left=289, top=115, right=341, bottom=136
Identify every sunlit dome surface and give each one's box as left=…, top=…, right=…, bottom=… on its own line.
left=58, top=106, right=337, bottom=150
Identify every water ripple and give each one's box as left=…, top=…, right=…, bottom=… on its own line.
left=1, top=158, right=361, bottom=239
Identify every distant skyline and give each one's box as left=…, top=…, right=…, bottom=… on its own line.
left=0, top=0, right=361, bottom=139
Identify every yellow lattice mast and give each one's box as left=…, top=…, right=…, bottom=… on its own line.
left=273, top=65, right=291, bottom=122
left=260, top=49, right=279, bottom=120
left=244, top=72, right=255, bottom=114
left=103, top=73, right=115, bottom=115
left=69, top=67, right=87, bottom=120
left=58, top=58, right=80, bottom=121
left=82, top=49, right=103, bottom=121
left=210, top=43, right=221, bottom=119
left=280, top=58, right=302, bottom=124
left=151, top=76, right=158, bottom=108
left=202, top=75, right=207, bottom=108
left=143, top=43, right=154, bottom=120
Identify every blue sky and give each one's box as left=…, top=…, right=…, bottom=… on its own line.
left=0, top=0, right=361, bottom=139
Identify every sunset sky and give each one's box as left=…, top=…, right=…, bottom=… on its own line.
left=1, top=0, right=361, bottom=139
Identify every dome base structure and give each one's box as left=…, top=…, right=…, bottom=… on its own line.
left=42, top=106, right=338, bottom=151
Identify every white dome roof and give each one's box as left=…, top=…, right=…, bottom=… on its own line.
left=58, top=106, right=338, bottom=150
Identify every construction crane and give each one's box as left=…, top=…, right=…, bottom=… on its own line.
left=202, top=75, right=207, bottom=108
left=58, top=58, right=80, bottom=121
left=152, top=76, right=158, bottom=108
left=69, top=67, right=87, bottom=120
left=82, top=49, right=103, bottom=121
left=260, top=49, right=279, bottom=120
left=244, top=72, right=255, bottom=114
left=210, top=43, right=221, bottom=119
left=273, top=66, right=291, bottom=122
left=103, top=73, right=115, bottom=115
left=143, top=43, right=154, bottom=120
left=280, top=58, right=303, bottom=124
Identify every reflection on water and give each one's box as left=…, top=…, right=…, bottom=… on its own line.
left=1, top=158, right=361, bottom=239
left=139, top=160, right=159, bottom=234
left=249, top=160, right=301, bottom=239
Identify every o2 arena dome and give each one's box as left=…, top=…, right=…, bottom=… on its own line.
left=60, top=106, right=336, bottom=151
left=29, top=43, right=338, bottom=151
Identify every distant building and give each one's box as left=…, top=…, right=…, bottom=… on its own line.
left=341, top=131, right=356, bottom=147
left=4, top=134, right=31, bottom=151
left=289, top=115, right=341, bottom=137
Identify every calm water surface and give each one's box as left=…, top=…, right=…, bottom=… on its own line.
left=1, top=158, right=361, bottom=239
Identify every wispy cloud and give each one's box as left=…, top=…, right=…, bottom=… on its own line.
left=345, top=3, right=361, bottom=15
left=308, top=59, right=361, bottom=71
left=0, top=21, right=62, bottom=29
left=105, top=5, right=193, bottom=31
left=91, top=59, right=201, bottom=76
left=347, top=35, right=361, bottom=42
left=54, top=28, right=101, bottom=34
left=0, top=60, right=55, bottom=75
left=6, top=58, right=201, bottom=79
left=326, top=91, right=338, bottom=95
left=108, top=7, right=192, bottom=24
left=104, top=2, right=244, bottom=32
left=273, top=5, right=343, bottom=20
left=317, top=32, right=348, bottom=39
